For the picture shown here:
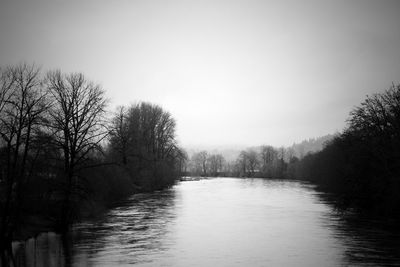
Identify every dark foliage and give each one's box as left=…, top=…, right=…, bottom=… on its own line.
left=288, top=84, right=400, bottom=217
left=108, top=103, right=184, bottom=191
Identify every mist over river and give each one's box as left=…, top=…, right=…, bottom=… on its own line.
left=13, top=178, right=400, bottom=266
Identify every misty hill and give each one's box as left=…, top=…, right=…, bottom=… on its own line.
left=287, top=134, right=336, bottom=159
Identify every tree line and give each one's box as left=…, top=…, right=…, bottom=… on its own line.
left=185, top=84, right=400, bottom=218
left=185, top=146, right=295, bottom=178
left=0, top=63, right=184, bottom=263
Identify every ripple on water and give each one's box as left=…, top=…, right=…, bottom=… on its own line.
left=11, top=178, right=400, bottom=267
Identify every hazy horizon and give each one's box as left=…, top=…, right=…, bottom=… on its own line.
left=1, top=0, right=400, bottom=147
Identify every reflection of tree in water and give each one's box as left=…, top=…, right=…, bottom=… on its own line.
left=71, top=187, right=177, bottom=265
left=11, top=187, right=178, bottom=267
left=317, top=192, right=400, bottom=266
left=13, top=181, right=400, bottom=267
left=337, top=215, right=400, bottom=266
left=12, top=233, right=67, bottom=267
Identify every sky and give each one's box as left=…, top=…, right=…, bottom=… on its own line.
left=1, top=0, right=400, bottom=148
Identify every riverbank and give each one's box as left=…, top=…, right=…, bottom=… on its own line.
left=12, top=194, right=131, bottom=242
left=11, top=170, right=181, bottom=244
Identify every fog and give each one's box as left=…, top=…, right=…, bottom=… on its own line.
left=1, top=0, right=400, bottom=147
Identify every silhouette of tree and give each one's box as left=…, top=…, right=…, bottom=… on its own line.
left=108, top=102, right=182, bottom=190
left=45, top=70, right=108, bottom=230
left=260, top=145, right=277, bottom=177
left=247, top=149, right=259, bottom=177
left=288, top=84, right=400, bottom=217
left=109, top=106, right=130, bottom=165
left=0, top=64, right=49, bottom=260
left=208, top=154, right=225, bottom=176
left=191, top=151, right=208, bottom=176
left=236, top=150, right=248, bottom=177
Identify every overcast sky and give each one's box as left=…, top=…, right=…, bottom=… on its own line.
left=1, top=0, right=399, bottom=148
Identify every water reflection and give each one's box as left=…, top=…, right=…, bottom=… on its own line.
left=13, top=188, right=177, bottom=266
left=11, top=178, right=400, bottom=266
left=325, top=213, right=400, bottom=266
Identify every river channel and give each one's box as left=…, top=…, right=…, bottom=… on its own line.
left=12, top=178, right=400, bottom=266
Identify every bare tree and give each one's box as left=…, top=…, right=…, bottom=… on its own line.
left=348, top=84, right=400, bottom=140
left=156, top=108, right=177, bottom=160
left=237, top=150, right=248, bottom=177
left=260, top=145, right=277, bottom=173
left=0, top=64, right=48, bottom=258
left=109, top=106, right=130, bottom=165
left=108, top=102, right=181, bottom=189
left=120, top=103, right=178, bottom=163
left=198, top=151, right=208, bottom=176
left=0, top=67, right=15, bottom=117
left=189, top=152, right=202, bottom=176
left=208, top=154, right=225, bottom=176
left=45, top=70, right=107, bottom=229
left=177, top=149, right=188, bottom=175
left=190, top=151, right=208, bottom=176
left=246, top=149, right=259, bottom=177
left=260, top=146, right=278, bottom=177
left=345, top=84, right=400, bottom=180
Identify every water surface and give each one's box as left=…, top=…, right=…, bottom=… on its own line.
left=13, top=178, right=400, bottom=266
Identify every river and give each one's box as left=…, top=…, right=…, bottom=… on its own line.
left=12, top=178, right=400, bottom=266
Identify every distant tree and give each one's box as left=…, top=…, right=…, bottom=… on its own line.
left=199, top=151, right=208, bottom=176
left=275, top=147, right=287, bottom=178
left=285, top=147, right=295, bottom=162
left=177, top=149, right=189, bottom=176
left=189, top=153, right=201, bottom=176
left=208, top=154, right=225, bottom=176
left=287, top=134, right=335, bottom=159
left=246, top=149, right=259, bottom=177
left=260, top=145, right=277, bottom=176
left=236, top=150, right=248, bottom=177
left=286, top=156, right=300, bottom=178
left=191, top=151, right=208, bottom=176
left=216, top=154, right=225, bottom=174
